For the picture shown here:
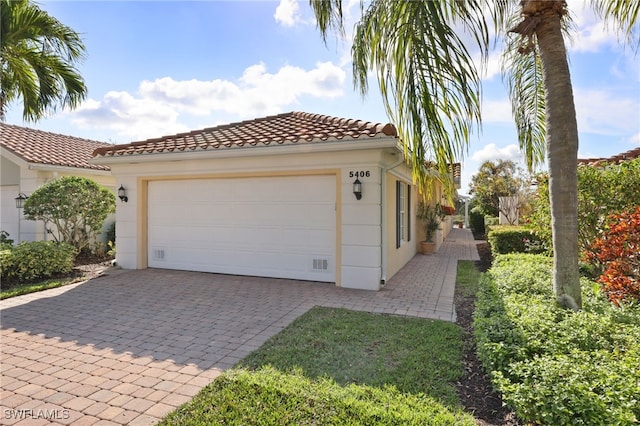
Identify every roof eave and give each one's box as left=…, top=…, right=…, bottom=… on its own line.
left=27, top=163, right=112, bottom=175
left=2, top=146, right=111, bottom=174
left=91, top=136, right=400, bottom=166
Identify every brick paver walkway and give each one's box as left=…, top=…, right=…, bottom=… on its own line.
left=0, top=229, right=478, bottom=425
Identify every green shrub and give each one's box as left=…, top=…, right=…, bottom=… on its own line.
left=0, top=230, right=14, bottom=247
left=1, top=241, right=76, bottom=283
left=23, top=176, right=115, bottom=252
left=474, top=254, right=640, bottom=425
left=484, top=215, right=499, bottom=226
left=526, top=159, right=640, bottom=257
left=469, top=208, right=485, bottom=235
left=487, top=226, right=546, bottom=255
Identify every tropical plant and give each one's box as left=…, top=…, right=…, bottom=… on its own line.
left=469, top=160, right=530, bottom=221
left=417, top=201, right=442, bottom=243
left=310, top=0, right=638, bottom=310
left=527, top=158, right=640, bottom=258
left=23, top=176, right=115, bottom=252
left=0, top=0, right=87, bottom=121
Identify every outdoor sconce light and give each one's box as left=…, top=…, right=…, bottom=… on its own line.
left=15, top=193, right=28, bottom=209
left=118, top=185, right=128, bottom=203
left=353, top=178, right=362, bottom=200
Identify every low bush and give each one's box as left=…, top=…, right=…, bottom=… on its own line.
left=0, top=241, right=76, bottom=283
left=474, top=254, right=640, bottom=425
left=469, top=208, right=485, bottom=236
left=484, top=215, right=499, bottom=227
left=487, top=226, right=546, bottom=255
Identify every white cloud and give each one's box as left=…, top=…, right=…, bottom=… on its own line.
left=274, top=0, right=302, bottom=27
left=68, top=61, right=346, bottom=140
left=472, top=143, right=522, bottom=163
left=482, top=98, right=513, bottom=124
left=70, top=92, right=190, bottom=140
left=139, top=61, right=345, bottom=117
left=566, top=0, right=619, bottom=53
left=574, top=88, right=640, bottom=136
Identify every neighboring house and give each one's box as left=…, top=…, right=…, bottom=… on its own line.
left=578, top=147, right=640, bottom=166
left=92, top=111, right=454, bottom=291
left=0, top=123, right=115, bottom=243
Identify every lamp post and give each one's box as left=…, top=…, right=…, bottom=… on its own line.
left=15, top=193, right=28, bottom=242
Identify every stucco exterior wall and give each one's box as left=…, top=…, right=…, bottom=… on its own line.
left=106, top=145, right=414, bottom=290
left=384, top=169, right=418, bottom=281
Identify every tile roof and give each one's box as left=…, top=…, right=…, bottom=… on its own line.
left=92, top=111, right=398, bottom=158
left=578, top=147, right=640, bottom=167
left=1, top=122, right=111, bottom=171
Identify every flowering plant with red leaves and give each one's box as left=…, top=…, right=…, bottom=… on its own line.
left=442, top=206, right=456, bottom=216
left=585, top=206, right=640, bottom=305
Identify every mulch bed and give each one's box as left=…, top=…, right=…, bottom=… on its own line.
left=454, top=241, right=521, bottom=426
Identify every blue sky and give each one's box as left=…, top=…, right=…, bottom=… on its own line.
left=4, top=0, right=639, bottom=194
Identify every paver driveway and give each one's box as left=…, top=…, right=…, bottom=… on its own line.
left=1, top=229, right=479, bottom=425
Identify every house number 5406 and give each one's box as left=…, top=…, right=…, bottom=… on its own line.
left=349, top=171, right=370, bottom=178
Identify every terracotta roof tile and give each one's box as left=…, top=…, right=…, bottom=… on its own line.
left=92, top=111, right=397, bottom=158
left=578, top=147, right=640, bottom=167
left=1, top=123, right=111, bottom=171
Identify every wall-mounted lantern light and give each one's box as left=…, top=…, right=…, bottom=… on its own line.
left=15, top=193, right=28, bottom=209
left=353, top=178, right=362, bottom=200
left=118, top=185, right=128, bottom=202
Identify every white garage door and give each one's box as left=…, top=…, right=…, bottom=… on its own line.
left=148, top=175, right=336, bottom=282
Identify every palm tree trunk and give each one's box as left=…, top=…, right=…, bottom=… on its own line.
left=536, top=11, right=582, bottom=310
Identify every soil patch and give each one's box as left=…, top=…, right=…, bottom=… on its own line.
left=454, top=241, right=520, bottom=425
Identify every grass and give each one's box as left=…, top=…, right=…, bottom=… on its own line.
left=160, top=307, right=476, bottom=425
left=455, top=260, right=482, bottom=297
left=0, top=276, right=85, bottom=300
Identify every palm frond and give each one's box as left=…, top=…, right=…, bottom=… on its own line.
left=0, top=0, right=86, bottom=121
left=592, top=0, right=640, bottom=50
left=502, top=31, right=546, bottom=172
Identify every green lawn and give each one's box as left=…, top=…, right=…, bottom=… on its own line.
left=455, top=260, right=482, bottom=297
left=0, top=276, right=85, bottom=300
left=161, top=305, right=477, bottom=425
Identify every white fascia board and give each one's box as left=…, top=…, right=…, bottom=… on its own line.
left=26, top=164, right=112, bottom=176
left=90, top=137, right=401, bottom=166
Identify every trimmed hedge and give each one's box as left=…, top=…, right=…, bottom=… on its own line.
left=474, top=254, right=640, bottom=425
left=0, top=241, right=76, bottom=283
left=469, top=209, right=485, bottom=236
left=487, top=226, right=546, bottom=255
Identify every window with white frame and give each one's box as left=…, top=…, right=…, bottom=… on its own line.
left=396, top=181, right=411, bottom=248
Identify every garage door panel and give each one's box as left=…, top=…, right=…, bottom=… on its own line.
left=148, top=175, right=336, bottom=282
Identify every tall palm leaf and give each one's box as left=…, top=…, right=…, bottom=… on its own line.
left=0, top=0, right=87, bottom=121
left=310, top=0, right=638, bottom=310
left=314, top=0, right=497, bottom=199
left=592, top=0, right=640, bottom=48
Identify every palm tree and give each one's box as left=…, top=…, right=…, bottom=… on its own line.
left=310, top=0, right=638, bottom=310
left=0, top=0, right=87, bottom=122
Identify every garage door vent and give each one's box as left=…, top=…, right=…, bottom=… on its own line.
left=312, top=258, right=329, bottom=271
left=153, top=249, right=165, bottom=261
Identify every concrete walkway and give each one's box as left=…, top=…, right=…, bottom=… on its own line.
left=0, top=229, right=479, bottom=425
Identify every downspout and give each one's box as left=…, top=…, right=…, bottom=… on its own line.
left=380, top=153, right=405, bottom=287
